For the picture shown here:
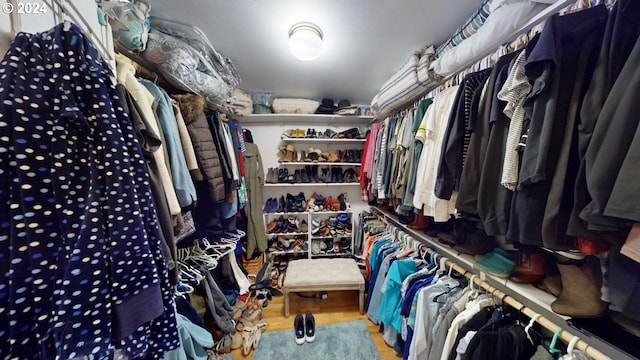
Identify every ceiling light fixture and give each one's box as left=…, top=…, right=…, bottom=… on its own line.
left=288, top=22, right=323, bottom=61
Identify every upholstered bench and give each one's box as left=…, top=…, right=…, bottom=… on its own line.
left=282, top=258, right=365, bottom=318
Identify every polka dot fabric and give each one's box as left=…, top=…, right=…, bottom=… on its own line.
left=0, top=23, right=179, bottom=359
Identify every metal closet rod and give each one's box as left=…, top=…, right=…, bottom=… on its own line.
left=434, top=253, right=609, bottom=360
left=370, top=208, right=610, bottom=360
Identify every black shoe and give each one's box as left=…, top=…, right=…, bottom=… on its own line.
left=294, top=312, right=305, bottom=345
left=277, top=195, right=286, bottom=213
left=301, top=168, right=311, bottom=183
left=305, top=311, right=315, bottom=343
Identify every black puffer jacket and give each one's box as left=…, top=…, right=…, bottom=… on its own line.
left=175, top=94, right=226, bottom=203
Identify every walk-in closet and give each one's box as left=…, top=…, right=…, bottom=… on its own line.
left=1, top=0, right=638, bottom=359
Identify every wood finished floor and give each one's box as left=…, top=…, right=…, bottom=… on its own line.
left=231, top=290, right=400, bottom=359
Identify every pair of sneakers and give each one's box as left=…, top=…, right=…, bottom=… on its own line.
left=294, top=311, right=315, bottom=345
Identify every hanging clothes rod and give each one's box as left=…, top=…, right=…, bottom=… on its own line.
left=380, top=0, right=576, bottom=120
left=434, top=253, right=609, bottom=360
left=369, top=207, right=613, bottom=360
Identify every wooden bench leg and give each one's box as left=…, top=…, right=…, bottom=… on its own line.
left=359, top=286, right=365, bottom=315
left=284, top=288, right=290, bottom=318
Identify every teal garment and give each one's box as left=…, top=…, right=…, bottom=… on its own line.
left=402, top=99, right=434, bottom=210
left=366, top=239, right=390, bottom=309
left=406, top=99, right=434, bottom=198
left=378, top=258, right=417, bottom=333
left=140, top=79, right=197, bottom=208
left=475, top=248, right=516, bottom=277
left=165, top=313, right=214, bottom=360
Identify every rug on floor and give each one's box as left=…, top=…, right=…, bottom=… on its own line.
left=252, top=319, right=381, bottom=360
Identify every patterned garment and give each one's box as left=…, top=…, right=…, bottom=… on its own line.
left=0, top=22, right=179, bottom=359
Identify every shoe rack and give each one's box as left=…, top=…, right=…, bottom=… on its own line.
left=264, top=130, right=365, bottom=187
left=263, top=209, right=355, bottom=260
left=239, top=113, right=373, bottom=262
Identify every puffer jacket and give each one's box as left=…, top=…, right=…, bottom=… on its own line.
left=174, top=94, right=226, bottom=203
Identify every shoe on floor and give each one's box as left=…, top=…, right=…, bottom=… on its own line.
left=294, top=312, right=305, bottom=345
left=305, top=311, right=316, bottom=343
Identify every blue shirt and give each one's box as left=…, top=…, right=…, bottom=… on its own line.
left=140, top=79, right=197, bottom=208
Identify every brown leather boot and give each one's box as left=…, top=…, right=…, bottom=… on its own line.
left=551, top=257, right=607, bottom=318
left=541, top=274, right=562, bottom=297
left=509, top=251, right=547, bottom=283
left=404, top=213, right=419, bottom=227
left=283, top=144, right=295, bottom=162
left=407, top=214, right=429, bottom=230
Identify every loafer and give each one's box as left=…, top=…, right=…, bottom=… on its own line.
left=305, top=311, right=315, bottom=343
left=294, top=312, right=305, bottom=345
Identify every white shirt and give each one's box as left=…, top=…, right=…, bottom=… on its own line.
left=440, top=294, right=496, bottom=360
left=413, top=86, right=459, bottom=221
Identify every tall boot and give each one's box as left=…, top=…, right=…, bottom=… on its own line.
left=407, top=213, right=429, bottom=230
left=551, top=256, right=607, bottom=318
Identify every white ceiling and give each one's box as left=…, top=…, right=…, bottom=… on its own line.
left=150, top=0, right=485, bottom=105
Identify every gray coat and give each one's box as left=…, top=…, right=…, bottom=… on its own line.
left=175, top=94, right=226, bottom=203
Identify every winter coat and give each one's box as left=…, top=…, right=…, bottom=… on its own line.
left=175, top=94, right=226, bottom=203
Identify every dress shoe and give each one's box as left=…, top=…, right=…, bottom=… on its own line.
left=407, top=214, right=429, bottom=230
left=294, top=312, right=305, bottom=345
left=305, top=311, right=315, bottom=343
left=509, top=250, right=547, bottom=283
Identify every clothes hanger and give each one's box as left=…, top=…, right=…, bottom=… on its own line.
left=565, top=336, right=581, bottom=360
left=175, top=282, right=194, bottom=298
left=179, top=265, right=203, bottom=286
left=468, top=274, right=480, bottom=299
left=548, top=327, right=565, bottom=356
left=525, top=313, right=542, bottom=345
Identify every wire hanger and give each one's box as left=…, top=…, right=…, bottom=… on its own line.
left=41, top=0, right=115, bottom=62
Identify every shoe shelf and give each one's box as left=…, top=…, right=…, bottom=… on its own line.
left=267, top=250, right=308, bottom=256
left=309, top=252, right=353, bottom=258
left=309, top=210, right=353, bottom=215
left=267, top=232, right=309, bottom=236
left=264, top=211, right=309, bottom=215
left=370, top=206, right=637, bottom=360
left=237, top=114, right=374, bottom=126
left=278, top=161, right=361, bottom=166
left=281, top=138, right=366, bottom=144
left=264, top=182, right=360, bottom=187
left=263, top=207, right=355, bottom=260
